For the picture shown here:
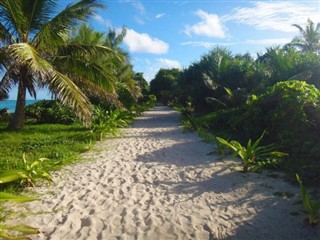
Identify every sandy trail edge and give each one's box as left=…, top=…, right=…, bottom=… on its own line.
left=8, top=106, right=319, bottom=240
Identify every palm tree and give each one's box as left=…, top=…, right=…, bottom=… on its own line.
left=104, top=27, right=142, bottom=100
left=70, top=25, right=141, bottom=106
left=0, top=0, right=114, bottom=130
left=289, top=19, right=320, bottom=54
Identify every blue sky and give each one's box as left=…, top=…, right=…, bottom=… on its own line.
left=91, top=0, right=319, bottom=81
left=9, top=0, right=320, bottom=99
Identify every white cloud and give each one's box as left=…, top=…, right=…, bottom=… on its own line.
left=181, top=41, right=236, bottom=48
left=184, top=9, right=226, bottom=38
left=119, top=0, right=145, bottom=14
left=156, top=13, right=166, bottom=19
left=123, top=28, right=169, bottom=54
left=181, top=38, right=292, bottom=48
left=134, top=16, right=145, bottom=25
left=157, top=58, right=182, bottom=69
left=92, top=14, right=112, bottom=28
left=140, top=58, right=182, bottom=82
left=131, top=1, right=145, bottom=14
left=223, top=1, right=320, bottom=33
left=246, top=38, right=292, bottom=46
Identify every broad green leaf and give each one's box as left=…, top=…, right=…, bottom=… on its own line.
left=0, top=225, right=39, bottom=235
left=216, top=137, right=238, bottom=152
left=224, top=87, right=234, bottom=98
left=0, top=192, right=39, bottom=203
left=251, top=130, right=266, bottom=150
left=0, top=230, right=32, bottom=240
left=247, top=139, right=252, bottom=149
left=0, top=170, right=26, bottom=184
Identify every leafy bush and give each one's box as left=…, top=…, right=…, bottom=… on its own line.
left=117, top=86, right=137, bottom=110
left=244, top=80, right=320, bottom=182
left=216, top=131, right=288, bottom=172
left=91, top=106, right=133, bottom=140
left=140, top=94, right=157, bottom=109
left=182, top=114, right=209, bottom=132
left=246, top=81, right=320, bottom=141
left=0, top=108, right=11, bottom=122
left=26, top=100, right=76, bottom=124
left=20, top=154, right=53, bottom=187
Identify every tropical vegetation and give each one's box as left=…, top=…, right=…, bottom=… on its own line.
left=150, top=19, right=320, bottom=187
left=0, top=0, right=319, bottom=230
left=0, top=0, right=156, bottom=234
left=0, top=169, right=40, bottom=239
left=0, top=0, right=151, bottom=131
left=296, top=174, right=320, bottom=226
left=217, top=131, right=288, bottom=172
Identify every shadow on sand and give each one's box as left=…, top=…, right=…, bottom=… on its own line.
left=131, top=106, right=319, bottom=240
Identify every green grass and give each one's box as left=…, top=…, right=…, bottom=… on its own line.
left=0, top=121, right=95, bottom=174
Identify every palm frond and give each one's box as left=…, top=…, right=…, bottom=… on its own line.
left=0, top=22, right=14, bottom=45
left=0, top=71, right=15, bottom=99
left=49, top=71, right=92, bottom=122
left=80, top=80, right=123, bottom=108
left=8, top=42, right=92, bottom=122
left=292, top=23, right=304, bottom=34
left=33, top=0, right=104, bottom=49
left=70, top=24, right=105, bottom=45
left=0, top=0, right=27, bottom=41
left=56, top=44, right=119, bottom=61
left=53, top=56, right=117, bottom=92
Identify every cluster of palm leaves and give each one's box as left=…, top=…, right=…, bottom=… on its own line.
left=0, top=0, right=142, bottom=131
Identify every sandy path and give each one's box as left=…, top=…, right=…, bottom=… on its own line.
left=12, top=106, right=319, bottom=239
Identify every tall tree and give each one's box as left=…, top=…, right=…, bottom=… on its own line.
left=289, top=19, right=320, bottom=54
left=0, top=0, right=113, bottom=130
left=70, top=25, right=141, bottom=105
left=150, top=68, right=181, bottom=104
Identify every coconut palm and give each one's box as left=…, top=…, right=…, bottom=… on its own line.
left=70, top=25, right=140, bottom=106
left=105, top=27, right=142, bottom=100
left=0, top=0, right=116, bottom=130
left=289, top=19, right=320, bottom=53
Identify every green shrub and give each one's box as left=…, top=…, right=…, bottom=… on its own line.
left=0, top=108, right=11, bottom=122
left=20, top=154, right=53, bottom=187
left=216, top=131, right=288, bottom=172
left=243, top=81, right=320, bottom=182
left=181, top=114, right=209, bottom=132
left=91, top=106, right=133, bottom=140
left=26, top=100, right=76, bottom=124
left=246, top=80, right=320, bottom=143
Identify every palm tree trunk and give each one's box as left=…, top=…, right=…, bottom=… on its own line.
left=8, top=77, right=27, bottom=130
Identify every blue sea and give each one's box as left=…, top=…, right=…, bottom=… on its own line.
left=0, top=100, right=39, bottom=113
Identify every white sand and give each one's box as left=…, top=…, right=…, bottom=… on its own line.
left=9, top=106, right=319, bottom=239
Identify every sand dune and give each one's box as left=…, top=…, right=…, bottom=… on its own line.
left=10, top=106, right=319, bottom=239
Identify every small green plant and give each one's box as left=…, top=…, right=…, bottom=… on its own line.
left=91, top=107, right=132, bottom=140
left=214, top=140, right=229, bottom=158
left=296, top=174, right=320, bottom=225
left=216, top=131, right=288, bottom=172
left=182, top=114, right=209, bottom=132
left=0, top=170, right=40, bottom=239
left=20, top=154, right=53, bottom=187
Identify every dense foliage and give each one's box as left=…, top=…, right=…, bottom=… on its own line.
left=0, top=1, right=156, bottom=229
left=25, top=100, right=76, bottom=124
left=150, top=20, right=320, bottom=185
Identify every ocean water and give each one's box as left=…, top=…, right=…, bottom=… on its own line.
left=0, top=100, right=39, bottom=113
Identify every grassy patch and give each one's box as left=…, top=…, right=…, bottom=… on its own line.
left=0, top=121, right=95, bottom=179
